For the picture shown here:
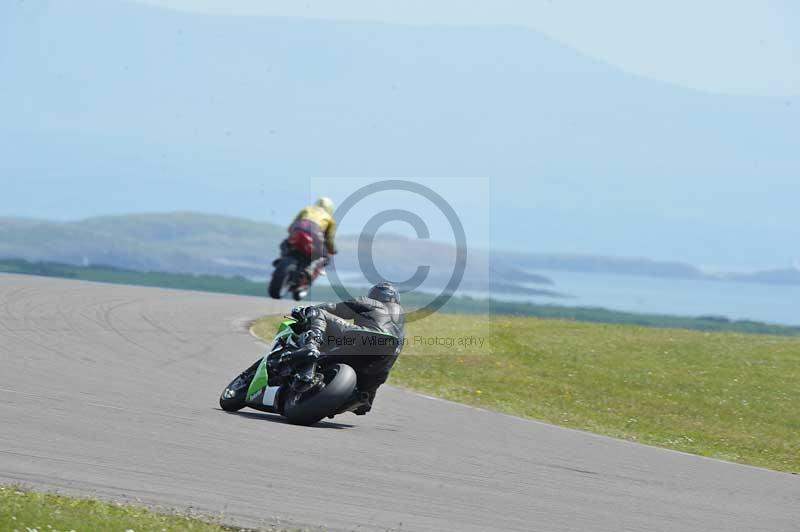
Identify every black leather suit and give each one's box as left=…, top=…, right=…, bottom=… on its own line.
left=306, top=296, right=405, bottom=402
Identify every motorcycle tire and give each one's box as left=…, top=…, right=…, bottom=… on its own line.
left=268, top=258, right=296, bottom=299
left=284, top=363, right=357, bottom=426
left=219, top=359, right=261, bottom=412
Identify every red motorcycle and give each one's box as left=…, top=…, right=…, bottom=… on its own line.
left=268, top=229, right=327, bottom=300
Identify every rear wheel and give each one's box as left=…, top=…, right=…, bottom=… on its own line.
left=284, top=364, right=357, bottom=426
left=268, top=258, right=296, bottom=299
left=219, top=360, right=260, bottom=412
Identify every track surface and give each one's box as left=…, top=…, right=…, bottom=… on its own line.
left=0, top=274, right=797, bottom=531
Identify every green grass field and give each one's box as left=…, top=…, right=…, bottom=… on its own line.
left=0, top=487, right=258, bottom=532
left=253, top=313, right=800, bottom=472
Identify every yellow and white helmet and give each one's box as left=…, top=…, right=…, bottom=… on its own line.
left=316, top=196, right=335, bottom=215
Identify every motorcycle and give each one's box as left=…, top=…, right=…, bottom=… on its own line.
left=268, top=230, right=326, bottom=301
left=219, top=317, right=393, bottom=425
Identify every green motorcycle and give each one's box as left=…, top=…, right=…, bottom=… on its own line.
left=219, top=318, right=380, bottom=425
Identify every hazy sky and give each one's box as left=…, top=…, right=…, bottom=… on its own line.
left=140, top=0, right=800, bottom=96
left=2, top=1, right=797, bottom=269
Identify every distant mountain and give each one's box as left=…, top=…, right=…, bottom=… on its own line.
left=719, top=269, right=800, bottom=286
left=2, top=213, right=797, bottom=297
left=505, top=252, right=706, bottom=279
left=0, top=213, right=284, bottom=277
left=0, top=0, right=798, bottom=267
left=0, top=213, right=563, bottom=297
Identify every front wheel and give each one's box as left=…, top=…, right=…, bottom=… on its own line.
left=268, top=258, right=297, bottom=299
left=284, top=364, right=357, bottom=426
left=219, top=359, right=260, bottom=412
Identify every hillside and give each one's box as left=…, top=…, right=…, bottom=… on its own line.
left=0, top=213, right=561, bottom=297
left=0, top=213, right=284, bottom=277
left=2, top=213, right=797, bottom=292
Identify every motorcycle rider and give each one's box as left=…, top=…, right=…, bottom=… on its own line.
left=288, top=282, right=405, bottom=415
left=281, top=197, right=337, bottom=279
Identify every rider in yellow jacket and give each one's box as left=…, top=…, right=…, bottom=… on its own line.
left=281, top=197, right=337, bottom=279
left=290, top=197, right=337, bottom=256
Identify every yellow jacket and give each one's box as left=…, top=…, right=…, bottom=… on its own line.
left=292, top=205, right=337, bottom=253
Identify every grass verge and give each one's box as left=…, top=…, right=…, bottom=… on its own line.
left=0, top=486, right=261, bottom=532
left=253, top=313, right=800, bottom=472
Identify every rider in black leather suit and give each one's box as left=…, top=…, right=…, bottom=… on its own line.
left=292, top=282, right=405, bottom=414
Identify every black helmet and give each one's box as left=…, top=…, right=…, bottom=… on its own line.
left=368, top=282, right=399, bottom=304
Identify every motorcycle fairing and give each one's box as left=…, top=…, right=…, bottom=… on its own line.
left=245, top=319, right=297, bottom=405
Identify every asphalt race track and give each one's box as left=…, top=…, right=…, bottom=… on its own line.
left=0, top=274, right=797, bottom=531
